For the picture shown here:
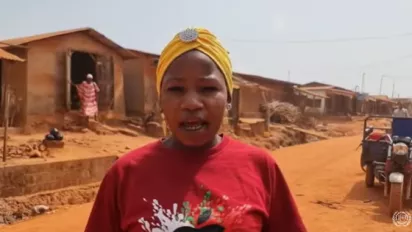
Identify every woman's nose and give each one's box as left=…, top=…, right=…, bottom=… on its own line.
left=180, top=91, right=204, bottom=111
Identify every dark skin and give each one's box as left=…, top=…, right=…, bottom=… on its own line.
left=160, top=50, right=231, bottom=150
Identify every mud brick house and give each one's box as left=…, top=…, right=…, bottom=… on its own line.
left=353, top=92, right=377, bottom=115
left=300, top=82, right=357, bottom=115
left=292, top=85, right=329, bottom=115
left=0, top=48, right=25, bottom=127
left=232, top=72, right=298, bottom=118
left=0, top=27, right=137, bottom=128
left=370, top=95, right=396, bottom=115
left=123, top=49, right=159, bottom=117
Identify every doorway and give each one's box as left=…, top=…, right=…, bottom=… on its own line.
left=70, top=51, right=96, bottom=110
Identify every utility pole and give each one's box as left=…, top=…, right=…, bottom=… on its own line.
left=379, top=75, right=385, bottom=94
left=392, top=81, right=395, bottom=98
left=287, top=70, right=291, bottom=81
left=361, top=72, right=365, bottom=93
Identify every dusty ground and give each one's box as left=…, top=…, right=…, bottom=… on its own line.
left=0, top=130, right=154, bottom=166
left=2, top=133, right=411, bottom=231
left=2, top=117, right=406, bottom=231
left=1, top=116, right=367, bottom=165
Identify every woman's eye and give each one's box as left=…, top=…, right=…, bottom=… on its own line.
left=167, top=86, right=184, bottom=92
left=201, top=86, right=218, bottom=92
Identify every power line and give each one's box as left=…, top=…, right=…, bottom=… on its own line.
left=226, top=31, right=412, bottom=44
left=357, top=54, right=412, bottom=70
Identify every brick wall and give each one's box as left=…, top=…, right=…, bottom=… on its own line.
left=0, top=155, right=117, bottom=198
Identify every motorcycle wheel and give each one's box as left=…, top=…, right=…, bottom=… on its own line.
left=388, top=183, right=404, bottom=216
left=360, top=151, right=367, bottom=172
left=365, top=164, right=375, bottom=187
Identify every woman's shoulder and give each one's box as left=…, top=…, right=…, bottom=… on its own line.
left=225, top=135, right=277, bottom=165
left=112, top=140, right=163, bottom=168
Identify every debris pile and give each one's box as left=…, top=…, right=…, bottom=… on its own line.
left=0, top=140, right=49, bottom=160
left=0, top=184, right=98, bottom=225
left=297, top=115, right=318, bottom=129
left=260, top=101, right=301, bottom=124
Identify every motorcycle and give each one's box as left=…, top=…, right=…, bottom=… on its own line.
left=383, top=135, right=412, bottom=216
left=360, top=115, right=412, bottom=217
left=359, top=126, right=385, bottom=172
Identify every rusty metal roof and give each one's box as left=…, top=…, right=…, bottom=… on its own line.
left=233, top=72, right=299, bottom=86
left=0, top=27, right=137, bottom=59
left=0, top=48, right=24, bottom=62
left=371, top=95, right=396, bottom=104
left=293, top=86, right=329, bottom=99
left=127, top=48, right=160, bottom=58
left=232, top=75, right=272, bottom=91
left=301, top=85, right=356, bottom=98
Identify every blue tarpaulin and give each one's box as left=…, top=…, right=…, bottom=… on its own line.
left=392, top=117, right=412, bottom=137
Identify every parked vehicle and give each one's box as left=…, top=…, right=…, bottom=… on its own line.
left=360, top=116, right=412, bottom=216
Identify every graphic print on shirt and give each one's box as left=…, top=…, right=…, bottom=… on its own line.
left=138, top=190, right=251, bottom=232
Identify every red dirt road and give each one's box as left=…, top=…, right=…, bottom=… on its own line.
left=2, top=136, right=411, bottom=231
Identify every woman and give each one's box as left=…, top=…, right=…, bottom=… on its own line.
left=84, top=28, right=307, bottom=232
left=71, top=73, right=100, bottom=122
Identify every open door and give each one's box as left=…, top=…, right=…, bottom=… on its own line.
left=65, top=50, right=72, bottom=110
left=95, top=55, right=114, bottom=111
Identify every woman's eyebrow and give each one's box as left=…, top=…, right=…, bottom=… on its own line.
left=163, top=76, right=184, bottom=82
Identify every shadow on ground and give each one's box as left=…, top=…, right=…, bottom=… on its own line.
left=343, top=180, right=412, bottom=224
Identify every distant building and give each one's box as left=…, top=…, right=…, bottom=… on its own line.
left=0, top=27, right=137, bottom=129
left=123, top=49, right=159, bottom=117
left=300, top=82, right=356, bottom=115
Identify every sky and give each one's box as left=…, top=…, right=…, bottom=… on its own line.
left=1, top=0, right=412, bottom=97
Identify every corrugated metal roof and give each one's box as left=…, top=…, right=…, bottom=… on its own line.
left=232, top=75, right=272, bottom=91
left=233, top=72, right=299, bottom=86
left=300, top=86, right=335, bottom=91
left=293, top=86, right=329, bottom=99
left=371, top=95, right=396, bottom=104
left=127, top=48, right=160, bottom=58
left=0, top=27, right=137, bottom=59
left=0, top=48, right=24, bottom=62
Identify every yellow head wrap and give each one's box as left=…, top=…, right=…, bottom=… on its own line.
left=156, top=27, right=233, bottom=98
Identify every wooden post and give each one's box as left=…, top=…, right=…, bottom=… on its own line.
left=2, top=71, right=10, bottom=162
left=260, top=90, right=270, bottom=132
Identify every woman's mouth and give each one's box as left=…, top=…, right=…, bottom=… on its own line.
left=180, top=121, right=208, bottom=131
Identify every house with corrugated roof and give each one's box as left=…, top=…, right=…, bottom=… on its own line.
left=370, top=95, right=396, bottom=115
left=123, top=49, right=159, bottom=117
left=0, top=27, right=137, bottom=129
left=300, top=81, right=357, bottom=115
left=0, top=48, right=25, bottom=127
left=232, top=72, right=300, bottom=118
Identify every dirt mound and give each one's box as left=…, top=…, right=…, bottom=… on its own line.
left=0, top=139, right=50, bottom=161
left=0, top=184, right=99, bottom=225
left=230, top=125, right=315, bottom=151
left=261, top=101, right=301, bottom=124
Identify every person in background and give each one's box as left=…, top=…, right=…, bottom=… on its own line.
left=392, top=102, right=409, bottom=117
left=73, top=73, right=100, bottom=122
left=84, top=27, right=306, bottom=232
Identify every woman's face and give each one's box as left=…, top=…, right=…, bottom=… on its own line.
left=160, top=50, right=229, bottom=147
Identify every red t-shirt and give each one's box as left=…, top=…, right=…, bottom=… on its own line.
left=84, top=135, right=307, bottom=232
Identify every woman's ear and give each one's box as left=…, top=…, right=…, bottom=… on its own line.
left=227, top=93, right=232, bottom=104
left=226, top=94, right=232, bottom=110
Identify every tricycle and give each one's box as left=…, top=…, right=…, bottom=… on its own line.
left=359, top=115, right=412, bottom=216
